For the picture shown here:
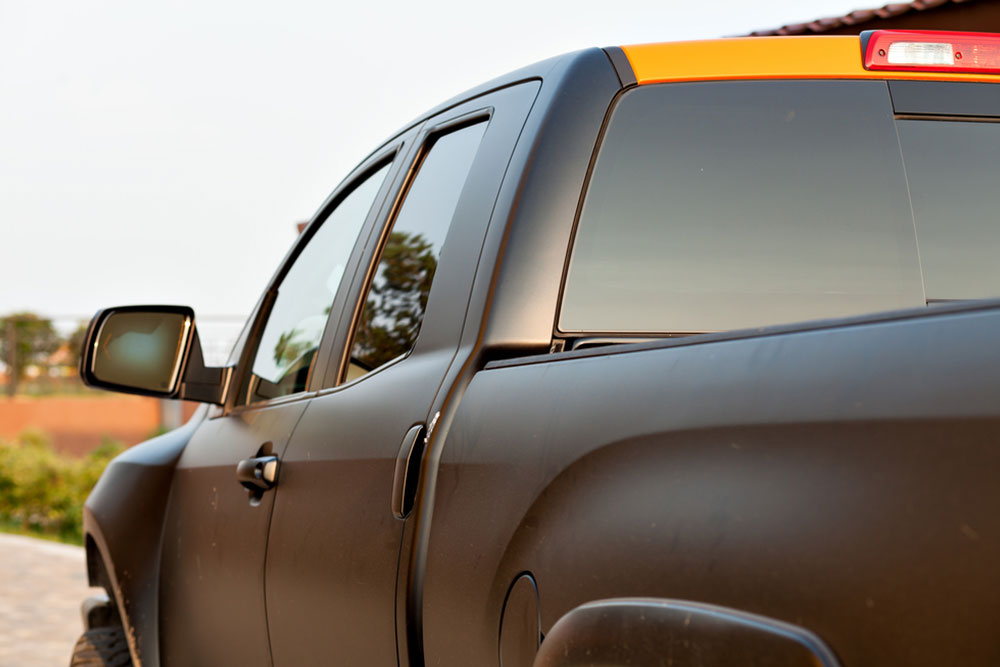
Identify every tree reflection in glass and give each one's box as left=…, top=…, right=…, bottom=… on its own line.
left=351, top=231, right=437, bottom=371
left=344, top=120, right=487, bottom=382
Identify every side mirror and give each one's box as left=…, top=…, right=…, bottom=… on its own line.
left=80, top=305, right=229, bottom=404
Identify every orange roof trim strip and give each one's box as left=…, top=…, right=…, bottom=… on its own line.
left=622, top=36, right=1000, bottom=84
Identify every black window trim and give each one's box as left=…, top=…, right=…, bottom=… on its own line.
left=888, top=79, right=1000, bottom=118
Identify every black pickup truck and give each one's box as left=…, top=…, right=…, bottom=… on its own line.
left=72, top=31, right=1000, bottom=667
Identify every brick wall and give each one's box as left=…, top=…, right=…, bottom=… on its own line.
left=0, top=396, right=187, bottom=456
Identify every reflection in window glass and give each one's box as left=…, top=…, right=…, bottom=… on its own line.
left=560, top=80, right=924, bottom=334
left=898, top=119, right=1000, bottom=300
left=348, top=122, right=487, bottom=378
left=247, top=163, right=391, bottom=400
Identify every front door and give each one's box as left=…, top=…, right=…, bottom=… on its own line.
left=157, top=150, right=402, bottom=665
left=158, top=403, right=307, bottom=665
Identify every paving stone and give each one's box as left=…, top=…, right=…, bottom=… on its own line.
left=0, top=534, right=104, bottom=667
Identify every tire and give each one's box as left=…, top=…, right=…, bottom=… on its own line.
left=69, top=626, right=133, bottom=667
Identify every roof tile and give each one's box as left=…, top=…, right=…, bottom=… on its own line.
left=749, top=0, right=984, bottom=36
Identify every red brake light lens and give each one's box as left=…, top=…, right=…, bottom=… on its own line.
left=864, top=30, right=1000, bottom=74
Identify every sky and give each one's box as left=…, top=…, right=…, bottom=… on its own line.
left=1, top=0, right=874, bottom=336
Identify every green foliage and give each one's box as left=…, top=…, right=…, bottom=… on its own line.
left=0, top=430, right=123, bottom=544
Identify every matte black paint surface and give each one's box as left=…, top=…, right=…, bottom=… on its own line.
left=264, top=352, right=447, bottom=665
left=158, top=402, right=308, bottom=666
left=500, top=574, right=540, bottom=667
left=422, top=307, right=1000, bottom=666
left=83, top=409, right=205, bottom=667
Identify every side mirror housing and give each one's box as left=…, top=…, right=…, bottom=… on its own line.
left=80, top=305, right=230, bottom=405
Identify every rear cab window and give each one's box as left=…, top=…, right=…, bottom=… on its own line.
left=559, top=78, right=1000, bottom=340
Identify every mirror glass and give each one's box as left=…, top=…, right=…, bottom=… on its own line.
left=91, top=310, right=190, bottom=393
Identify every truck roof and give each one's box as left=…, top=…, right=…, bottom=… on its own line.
left=371, top=31, right=1000, bottom=178
left=622, top=34, right=1000, bottom=84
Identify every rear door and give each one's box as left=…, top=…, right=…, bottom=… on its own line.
left=263, top=81, right=540, bottom=666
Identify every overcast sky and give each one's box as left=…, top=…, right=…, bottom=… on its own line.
left=1, top=0, right=872, bottom=328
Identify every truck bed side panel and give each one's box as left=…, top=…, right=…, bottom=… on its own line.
left=422, top=307, right=1000, bottom=666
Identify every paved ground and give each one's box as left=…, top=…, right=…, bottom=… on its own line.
left=0, top=534, right=103, bottom=667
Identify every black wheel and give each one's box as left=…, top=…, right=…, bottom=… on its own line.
left=69, top=626, right=133, bottom=667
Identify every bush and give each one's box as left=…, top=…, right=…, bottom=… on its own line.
left=0, top=430, right=123, bottom=544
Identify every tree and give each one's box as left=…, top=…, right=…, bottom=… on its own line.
left=0, top=313, right=60, bottom=397
left=65, top=322, right=89, bottom=368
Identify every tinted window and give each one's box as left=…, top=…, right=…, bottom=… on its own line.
left=346, top=122, right=487, bottom=380
left=245, top=162, right=391, bottom=401
left=897, top=119, right=1000, bottom=300
left=561, top=80, right=924, bottom=334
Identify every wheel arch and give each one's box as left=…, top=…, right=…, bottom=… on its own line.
left=534, top=598, right=842, bottom=667
left=82, top=407, right=205, bottom=667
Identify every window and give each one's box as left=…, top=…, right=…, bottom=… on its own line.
left=897, top=118, right=1000, bottom=301
left=244, top=162, right=391, bottom=402
left=346, top=121, right=487, bottom=380
left=560, top=80, right=925, bottom=335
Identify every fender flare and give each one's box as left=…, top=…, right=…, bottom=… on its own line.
left=533, top=598, right=841, bottom=667
left=82, top=408, right=205, bottom=667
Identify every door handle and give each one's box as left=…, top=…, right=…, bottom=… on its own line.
left=236, top=455, right=279, bottom=503
left=391, top=424, right=425, bottom=519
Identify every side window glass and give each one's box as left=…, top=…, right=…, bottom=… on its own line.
left=244, top=162, right=391, bottom=402
left=346, top=121, right=487, bottom=381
